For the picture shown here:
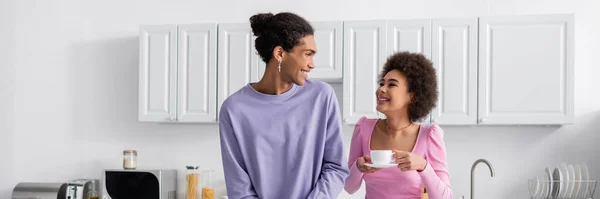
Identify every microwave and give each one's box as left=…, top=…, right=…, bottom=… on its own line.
left=102, top=169, right=177, bottom=199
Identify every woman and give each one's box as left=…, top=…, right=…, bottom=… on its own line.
left=344, top=51, right=452, bottom=199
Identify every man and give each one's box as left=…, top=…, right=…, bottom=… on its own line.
left=219, top=12, right=349, bottom=199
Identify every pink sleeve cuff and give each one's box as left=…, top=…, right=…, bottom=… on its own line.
left=350, top=159, right=363, bottom=175
left=417, top=161, right=435, bottom=180
left=344, top=158, right=364, bottom=194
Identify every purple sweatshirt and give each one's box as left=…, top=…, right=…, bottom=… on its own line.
left=219, top=79, right=349, bottom=199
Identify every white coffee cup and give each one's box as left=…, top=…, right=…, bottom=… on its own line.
left=370, top=150, right=394, bottom=165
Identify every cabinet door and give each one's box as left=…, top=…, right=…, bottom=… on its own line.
left=310, top=21, right=343, bottom=81
left=217, top=23, right=262, bottom=118
left=343, top=20, right=387, bottom=124
left=431, top=18, right=478, bottom=125
left=138, top=25, right=178, bottom=122
left=478, top=14, right=574, bottom=124
left=387, top=19, right=431, bottom=57
left=386, top=19, right=432, bottom=124
left=177, top=24, right=217, bottom=122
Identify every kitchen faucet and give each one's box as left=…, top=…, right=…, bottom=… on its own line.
left=470, top=159, right=495, bottom=199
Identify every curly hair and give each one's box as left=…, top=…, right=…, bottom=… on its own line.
left=249, top=12, right=314, bottom=63
left=380, top=51, right=438, bottom=123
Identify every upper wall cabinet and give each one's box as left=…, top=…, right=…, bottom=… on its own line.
left=217, top=23, right=263, bottom=120
left=430, top=18, right=478, bottom=125
left=138, top=24, right=218, bottom=123
left=343, top=20, right=387, bottom=124
left=177, top=24, right=218, bottom=123
left=478, top=14, right=574, bottom=125
left=137, top=14, right=574, bottom=126
left=387, top=19, right=432, bottom=58
left=341, top=14, right=574, bottom=125
left=139, top=25, right=178, bottom=122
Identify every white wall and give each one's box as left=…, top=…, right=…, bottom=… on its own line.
left=1, top=0, right=16, bottom=198
left=1, top=0, right=599, bottom=198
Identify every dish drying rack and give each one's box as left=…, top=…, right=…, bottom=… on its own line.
left=529, top=179, right=597, bottom=199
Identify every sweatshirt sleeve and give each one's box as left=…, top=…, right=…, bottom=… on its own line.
left=219, top=108, right=259, bottom=199
left=343, top=117, right=366, bottom=194
left=418, top=125, right=453, bottom=199
left=306, top=88, right=350, bottom=199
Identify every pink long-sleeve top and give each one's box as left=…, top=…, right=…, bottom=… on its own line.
left=344, top=117, right=453, bottom=199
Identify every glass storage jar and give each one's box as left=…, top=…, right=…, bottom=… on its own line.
left=186, top=166, right=200, bottom=199
left=202, top=170, right=215, bottom=199
left=122, top=150, right=137, bottom=170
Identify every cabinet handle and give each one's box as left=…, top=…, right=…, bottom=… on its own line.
left=479, top=118, right=487, bottom=123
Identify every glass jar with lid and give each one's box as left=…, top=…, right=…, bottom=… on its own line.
left=122, top=150, right=137, bottom=170
left=186, top=166, right=200, bottom=199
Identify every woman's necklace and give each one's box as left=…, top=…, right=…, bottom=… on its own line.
left=385, top=120, right=412, bottom=132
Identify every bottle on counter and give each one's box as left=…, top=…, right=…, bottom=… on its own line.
left=202, top=170, right=215, bottom=199
left=123, top=150, right=137, bottom=170
left=186, top=166, right=200, bottom=199
left=86, top=180, right=99, bottom=199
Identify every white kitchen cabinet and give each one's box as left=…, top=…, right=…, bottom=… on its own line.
left=310, top=21, right=343, bottom=81
left=430, top=18, right=478, bottom=125
left=217, top=23, right=263, bottom=119
left=387, top=19, right=431, bottom=58
left=138, top=24, right=218, bottom=123
left=478, top=14, right=574, bottom=125
left=386, top=19, right=432, bottom=124
left=138, top=25, right=178, bottom=122
left=177, top=24, right=218, bottom=122
left=343, top=20, right=387, bottom=124
left=137, top=14, right=574, bottom=126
